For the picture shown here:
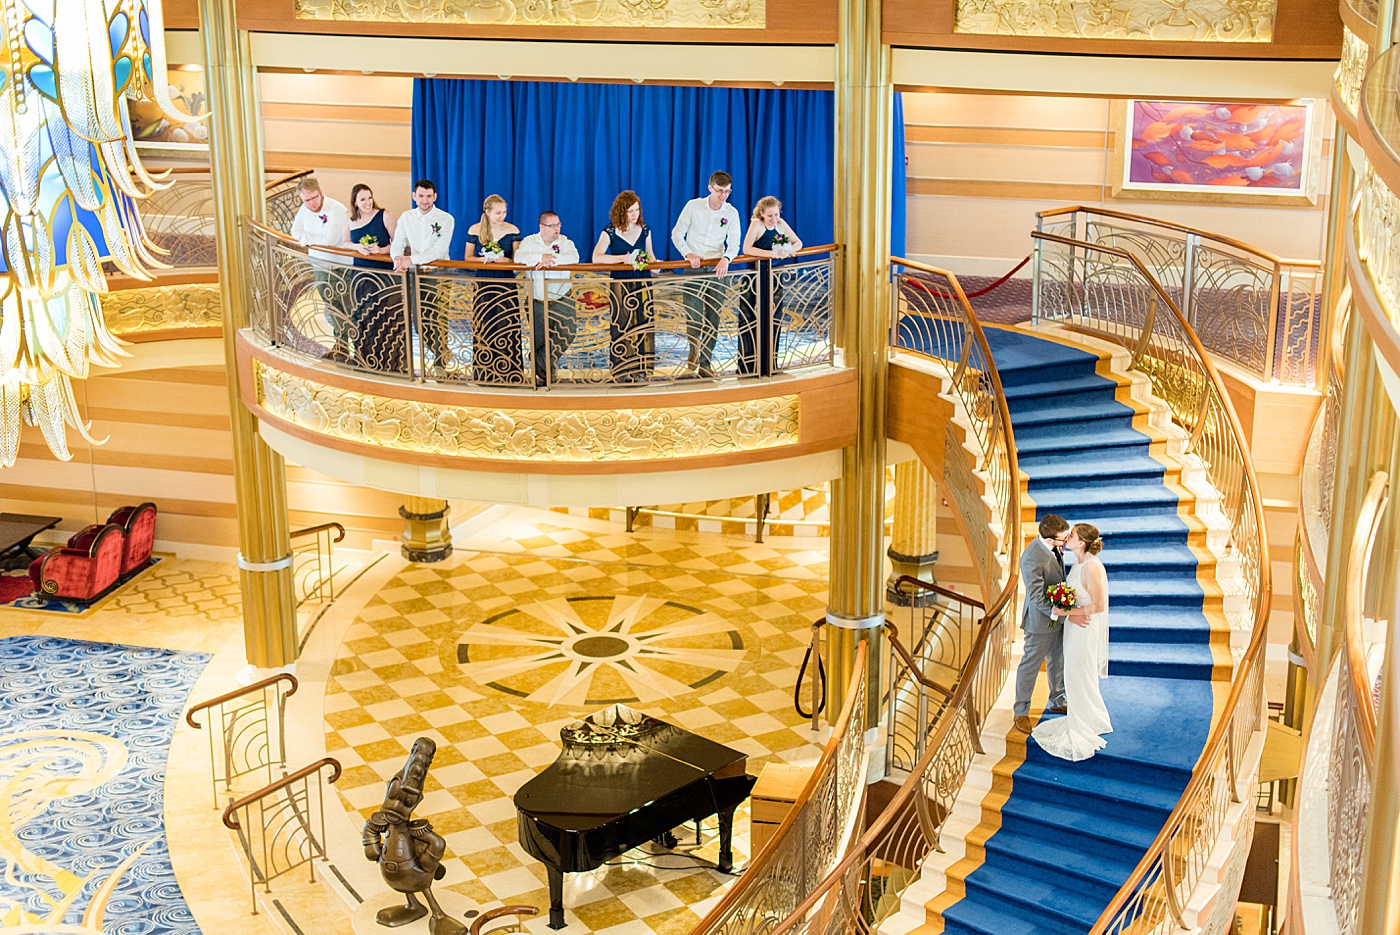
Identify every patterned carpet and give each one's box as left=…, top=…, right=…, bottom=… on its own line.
left=325, top=512, right=833, bottom=933
left=0, top=635, right=210, bottom=933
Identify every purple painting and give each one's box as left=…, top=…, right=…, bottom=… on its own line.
left=1124, top=100, right=1313, bottom=194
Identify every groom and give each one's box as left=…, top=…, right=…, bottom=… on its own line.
left=1013, top=514, right=1070, bottom=734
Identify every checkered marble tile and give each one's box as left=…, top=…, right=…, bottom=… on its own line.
left=327, top=510, right=832, bottom=933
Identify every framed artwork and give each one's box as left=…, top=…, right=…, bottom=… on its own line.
left=1109, top=99, right=1321, bottom=206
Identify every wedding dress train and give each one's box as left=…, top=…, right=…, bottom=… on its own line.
left=1031, top=556, right=1112, bottom=761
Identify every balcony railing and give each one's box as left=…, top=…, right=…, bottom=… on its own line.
left=1036, top=206, right=1323, bottom=386
left=244, top=220, right=836, bottom=389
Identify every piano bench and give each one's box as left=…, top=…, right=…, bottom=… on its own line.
left=750, top=762, right=815, bottom=856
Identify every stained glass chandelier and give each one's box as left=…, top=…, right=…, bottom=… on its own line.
left=0, top=0, right=190, bottom=467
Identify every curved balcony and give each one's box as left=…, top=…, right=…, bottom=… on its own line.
left=234, top=221, right=854, bottom=490
left=1334, top=0, right=1376, bottom=134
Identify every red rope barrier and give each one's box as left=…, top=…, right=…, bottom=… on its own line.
left=903, top=255, right=1031, bottom=300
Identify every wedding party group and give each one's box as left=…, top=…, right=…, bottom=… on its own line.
left=285, top=170, right=805, bottom=386
left=1015, top=513, right=1114, bottom=761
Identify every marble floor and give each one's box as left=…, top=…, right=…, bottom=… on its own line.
left=0, top=505, right=834, bottom=935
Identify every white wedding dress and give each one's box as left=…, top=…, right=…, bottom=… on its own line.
left=1031, top=555, right=1112, bottom=761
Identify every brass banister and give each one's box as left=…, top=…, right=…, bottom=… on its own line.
left=186, top=673, right=299, bottom=729
left=884, top=620, right=954, bottom=698
left=221, top=757, right=342, bottom=830
left=892, top=574, right=984, bottom=609
left=290, top=521, right=346, bottom=543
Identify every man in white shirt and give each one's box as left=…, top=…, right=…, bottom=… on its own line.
left=514, top=211, right=581, bottom=385
left=390, top=179, right=455, bottom=369
left=288, top=177, right=352, bottom=360
left=670, top=170, right=742, bottom=377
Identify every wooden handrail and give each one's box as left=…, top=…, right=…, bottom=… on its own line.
left=291, top=521, right=346, bottom=543
left=1036, top=204, right=1321, bottom=269
left=884, top=620, right=955, bottom=698
left=221, top=757, right=341, bottom=830
left=186, top=673, right=299, bottom=728
left=470, top=906, right=538, bottom=935
left=690, top=643, right=868, bottom=934
left=1030, top=229, right=1274, bottom=933
left=1345, top=471, right=1387, bottom=761
left=264, top=168, right=315, bottom=191
left=892, top=574, right=985, bottom=609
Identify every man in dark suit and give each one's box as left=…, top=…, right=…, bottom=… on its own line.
left=1013, top=514, right=1070, bottom=733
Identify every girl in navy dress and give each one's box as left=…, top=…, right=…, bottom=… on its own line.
left=592, top=191, right=656, bottom=383
left=342, top=184, right=403, bottom=372
left=464, top=194, right=523, bottom=384
left=739, top=196, right=803, bottom=376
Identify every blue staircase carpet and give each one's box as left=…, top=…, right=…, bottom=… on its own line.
left=930, top=328, right=1219, bottom=935
left=0, top=636, right=210, bottom=933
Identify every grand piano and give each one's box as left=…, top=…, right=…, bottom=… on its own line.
left=515, top=705, right=757, bottom=929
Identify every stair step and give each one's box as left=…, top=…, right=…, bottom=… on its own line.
left=962, top=865, right=1106, bottom=930
left=1015, top=425, right=1152, bottom=455
left=997, top=798, right=1153, bottom=864
left=1017, top=443, right=1157, bottom=470
left=980, top=830, right=1134, bottom=900
left=1029, top=485, right=1186, bottom=518
left=1021, top=456, right=1167, bottom=489
left=940, top=896, right=1082, bottom=935
left=1009, top=397, right=1136, bottom=428
left=1108, top=641, right=1218, bottom=680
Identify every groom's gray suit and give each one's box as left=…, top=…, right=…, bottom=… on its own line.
left=1015, top=536, right=1068, bottom=717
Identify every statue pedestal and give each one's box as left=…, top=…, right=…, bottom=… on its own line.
left=352, top=890, right=479, bottom=935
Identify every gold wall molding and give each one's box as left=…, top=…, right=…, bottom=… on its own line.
left=252, top=358, right=800, bottom=463
left=101, top=283, right=224, bottom=338
left=293, top=0, right=765, bottom=28
left=953, top=0, right=1276, bottom=42
left=1336, top=27, right=1369, bottom=124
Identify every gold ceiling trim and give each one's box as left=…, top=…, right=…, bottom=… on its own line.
left=953, top=0, right=1276, bottom=42
left=293, top=0, right=765, bottom=28
left=253, top=360, right=800, bottom=462
left=101, top=284, right=223, bottom=336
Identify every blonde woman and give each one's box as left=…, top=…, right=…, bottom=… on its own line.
left=738, top=197, right=803, bottom=376
left=464, top=194, right=523, bottom=384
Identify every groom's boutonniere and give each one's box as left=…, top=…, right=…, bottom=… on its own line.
left=318, top=213, right=328, bottom=224
left=551, top=243, right=560, bottom=253
left=1045, top=583, right=1077, bottom=630
left=719, top=217, right=729, bottom=227
left=431, top=222, right=442, bottom=237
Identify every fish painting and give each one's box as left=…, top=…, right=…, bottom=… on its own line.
left=1124, top=100, right=1311, bottom=194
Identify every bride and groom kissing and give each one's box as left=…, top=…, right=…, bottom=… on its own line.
left=1014, top=514, right=1113, bottom=762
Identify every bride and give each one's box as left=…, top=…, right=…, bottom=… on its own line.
left=1031, top=522, right=1112, bottom=761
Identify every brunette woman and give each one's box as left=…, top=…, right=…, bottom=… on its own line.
left=340, top=184, right=404, bottom=372
left=592, top=191, right=656, bottom=383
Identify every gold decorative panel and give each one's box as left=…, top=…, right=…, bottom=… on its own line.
left=101, top=284, right=223, bottom=336
left=253, top=360, right=800, bottom=462
left=954, top=0, right=1275, bottom=42
left=1336, top=27, right=1369, bottom=119
left=293, top=0, right=765, bottom=27
left=1357, top=163, right=1400, bottom=325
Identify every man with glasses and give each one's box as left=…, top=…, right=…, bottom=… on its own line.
left=671, top=171, right=742, bottom=377
left=515, top=211, right=581, bottom=385
left=1014, top=514, right=1071, bottom=734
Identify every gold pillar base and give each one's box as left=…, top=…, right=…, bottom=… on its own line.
left=400, top=497, right=452, bottom=563
left=885, top=547, right=939, bottom=606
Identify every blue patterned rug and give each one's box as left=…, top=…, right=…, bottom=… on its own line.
left=0, top=636, right=210, bottom=933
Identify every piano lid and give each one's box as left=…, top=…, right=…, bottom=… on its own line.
left=513, top=705, right=748, bottom=832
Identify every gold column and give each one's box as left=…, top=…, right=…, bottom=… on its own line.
left=400, top=497, right=453, bottom=563
left=1360, top=570, right=1400, bottom=933
left=826, top=0, right=890, bottom=729
left=1316, top=123, right=1352, bottom=383
left=199, top=0, right=299, bottom=667
left=886, top=460, right=938, bottom=603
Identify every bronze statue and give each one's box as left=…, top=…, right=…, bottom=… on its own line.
left=363, top=737, right=466, bottom=935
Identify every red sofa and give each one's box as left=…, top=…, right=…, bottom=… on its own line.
left=107, top=502, right=157, bottom=578
left=29, top=523, right=126, bottom=603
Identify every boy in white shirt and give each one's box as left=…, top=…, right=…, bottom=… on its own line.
left=390, top=179, right=455, bottom=369
left=670, top=170, right=742, bottom=377
left=289, top=177, right=352, bottom=359
left=514, top=211, right=581, bottom=385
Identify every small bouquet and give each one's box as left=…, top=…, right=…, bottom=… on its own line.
left=771, top=232, right=795, bottom=257
left=631, top=250, right=651, bottom=271
left=1045, top=582, right=1077, bottom=629
left=480, top=239, right=504, bottom=261
left=358, top=234, right=379, bottom=247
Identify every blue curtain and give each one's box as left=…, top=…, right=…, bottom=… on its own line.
left=891, top=92, right=907, bottom=258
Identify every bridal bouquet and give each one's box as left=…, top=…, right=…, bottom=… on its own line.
left=771, top=233, right=795, bottom=257
left=1045, top=582, right=1077, bottom=629
left=631, top=250, right=651, bottom=271
left=480, top=239, right=504, bottom=261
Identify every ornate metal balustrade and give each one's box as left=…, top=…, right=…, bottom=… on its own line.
left=187, top=673, right=299, bottom=808
left=1031, top=230, right=1271, bottom=933
left=687, top=644, right=868, bottom=935
left=221, top=757, right=342, bottom=913
left=244, top=220, right=836, bottom=388
left=290, top=521, right=347, bottom=608
left=1036, top=206, right=1323, bottom=386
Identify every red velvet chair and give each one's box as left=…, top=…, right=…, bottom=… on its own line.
left=107, top=503, right=157, bottom=578
left=28, top=524, right=125, bottom=603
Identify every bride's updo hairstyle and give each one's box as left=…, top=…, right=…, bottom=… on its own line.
left=1073, top=523, right=1103, bottom=555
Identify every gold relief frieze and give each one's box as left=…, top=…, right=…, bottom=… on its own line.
left=252, top=360, right=800, bottom=462
left=954, top=0, right=1275, bottom=42
left=1357, top=163, right=1400, bottom=325
left=293, top=0, right=765, bottom=28
left=1336, top=27, right=1369, bottom=119
left=100, top=283, right=223, bottom=335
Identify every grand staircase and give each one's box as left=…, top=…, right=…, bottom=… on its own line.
left=888, top=325, right=1235, bottom=935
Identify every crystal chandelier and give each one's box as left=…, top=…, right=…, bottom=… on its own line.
left=0, top=0, right=191, bottom=467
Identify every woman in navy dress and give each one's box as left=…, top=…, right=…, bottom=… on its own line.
left=341, top=184, right=403, bottom=373
left=739, top=196, right=803, bottom=376
left=591, top=191, right=656, bottom=383
left=464, top=194, right=523, bottom=384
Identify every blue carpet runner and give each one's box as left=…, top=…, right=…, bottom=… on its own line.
left=934, top=329, right=1221, bottom=935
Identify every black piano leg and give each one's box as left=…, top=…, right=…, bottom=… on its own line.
left=547, top=866, right=567, bottom=930
left=716, top=806, right=737, bottom=874
left=653, top=831, right=679, bottom=849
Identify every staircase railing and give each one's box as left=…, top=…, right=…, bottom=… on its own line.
left=187, top=673, right=299, bottom=808
left=290, top=521, right=347, bottom=608
left=1036, top=206, right=1323, bottom=386
left=1031, top=229, right=1272, bottom=933
left=688, top=644, right=868, bottom=935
